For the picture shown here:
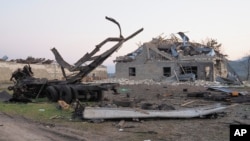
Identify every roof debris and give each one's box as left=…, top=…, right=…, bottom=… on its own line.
left=114, top=33, right=224, bottom=63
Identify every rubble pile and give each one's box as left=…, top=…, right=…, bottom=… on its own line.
left=115, top=33, right=222, bottom=62
left=92, top=78, right=227, bottom=86
left=89, top=78, right=161, bottom=85
left=187, top=87, right=250, bottom=103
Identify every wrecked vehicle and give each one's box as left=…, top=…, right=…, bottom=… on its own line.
left=8, top=17, right=143, bottom=103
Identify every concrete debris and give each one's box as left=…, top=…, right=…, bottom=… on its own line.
left=207, top=87, right=249, bottom=95
left=113, top=98, right=133, bottom=107
left=216, top=76, right=242, bottom=85
left=115, top=47, right=143, bottom=62
left=180, top=100, right=197, bottom=107
left=207, top=87, right=234, bottom=93
left=117, top=120, right=125, bottom=128
left=114, top=34, right=222, bottom=63
left=93, top=78, right=230, bottom=86
left=58, top=100, right=70, bottom=110
left=83, top=103, right=233, bottom=119
left=178, top=73, right=195, bottom=81
left=187, top=87, right=250, bottom=103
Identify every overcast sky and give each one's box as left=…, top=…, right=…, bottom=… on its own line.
left=1, top=0, right=250, bottom=73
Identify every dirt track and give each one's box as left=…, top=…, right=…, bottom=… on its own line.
left=0, top=112, right=89, bottom=141
left=1, top=84, right=250, bottom=141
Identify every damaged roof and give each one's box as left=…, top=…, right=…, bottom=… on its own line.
left=114, top=33, right=225, bottom=62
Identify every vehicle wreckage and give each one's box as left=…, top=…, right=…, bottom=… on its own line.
left=8, top=17, right=143, bottom=103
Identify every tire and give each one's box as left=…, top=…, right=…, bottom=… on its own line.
left=69, top=86, right=78, bottom=101
left=46, top=86, right=59, bottom=102
left=96, top=90, right=103, bottom=101
left=60, top=85, right=72, bottom=104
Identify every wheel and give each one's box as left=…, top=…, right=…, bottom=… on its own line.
left=46, top=86, right=59, bottom=102
left=97, top=90, right=103, bottom=101
left=60, top=85, right=72, bottom=104
left=69, top=86, right=78, bottom=101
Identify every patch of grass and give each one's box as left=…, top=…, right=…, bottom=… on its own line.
left=32, top=97, right=49, bottom=103
left=0, top=101, right=73, bottom=122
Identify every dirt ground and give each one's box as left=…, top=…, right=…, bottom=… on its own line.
left=1, top=83, right=250, bottom=141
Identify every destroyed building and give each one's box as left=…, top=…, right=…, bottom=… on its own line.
left=115, top=33, right=229, bottom=81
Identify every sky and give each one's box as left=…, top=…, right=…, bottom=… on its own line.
left=1, top=0, right=250, bottom=73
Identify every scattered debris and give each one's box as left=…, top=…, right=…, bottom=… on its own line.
left=117, top=120, right=125, bottom=129
left=49, top=115, right=61, bottom=120
left=230, top=96, right=250, bottom=103
left=216, top=76, right=242, bottom=85
left=187, top=92, right=209, bottom=98
left=71, top=100, right=85, bottom=119
left=187, top=87, right=250, bottom=103
left=93, top=78, right=223, bottom=86
left=123, top=130, right=157, bottom=135
left=178, top=73, right=196, bottom=82
left=233, top=119, right=250, bottom=125
left=58, top=100, right=70, bottom=110
left=181, top=100, right=197, bottom=107
left=207, top=87, right=248, bottom=95
left=38, top=109, right=45, bottom=112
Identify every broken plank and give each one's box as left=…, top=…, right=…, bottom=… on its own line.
left=181, top=100, right=197, bottom=107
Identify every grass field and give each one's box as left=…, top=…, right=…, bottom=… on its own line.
left=0, top=84, right=73, bottom=122
left=0, top=101, right=73, bottom=122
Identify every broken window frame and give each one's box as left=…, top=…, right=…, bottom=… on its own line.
left=180, top=66, right=198, bottom=79
left=163, top=67, right=171, bottom=77
left=129, top=67, right=136, bottom=76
